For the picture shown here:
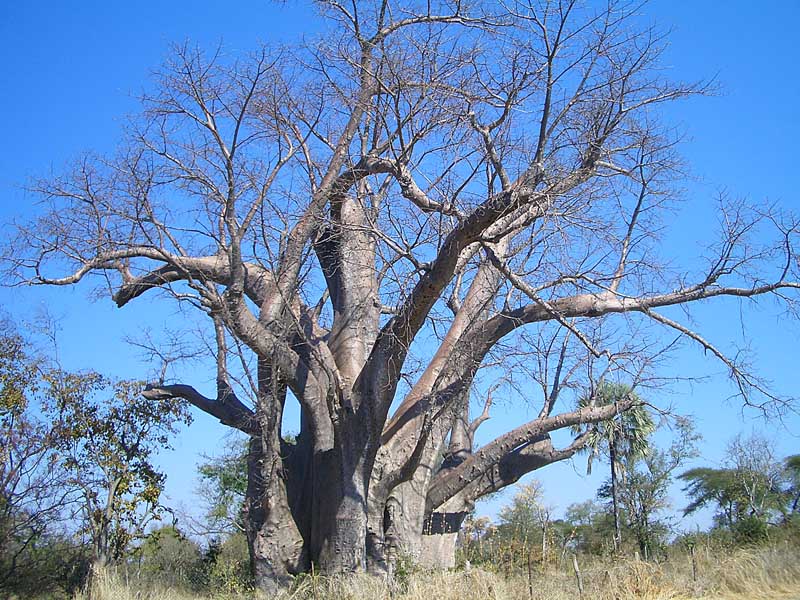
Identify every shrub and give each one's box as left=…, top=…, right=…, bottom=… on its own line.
left=732, top=516, right=769, bottom=545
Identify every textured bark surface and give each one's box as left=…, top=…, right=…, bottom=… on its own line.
left=419, top=534, right=459, bottom=569
left=244, top=438, right=306, bottom=591
left=10, top=0, right=800, bottom=592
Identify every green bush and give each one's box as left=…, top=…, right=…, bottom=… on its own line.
left=135, top=526, right=202, bottom=589
left=732, top=516, right=769, bottom=545
left=202, top=532, right=252, bottom=594
left=0, top=532, right=90, bottom=599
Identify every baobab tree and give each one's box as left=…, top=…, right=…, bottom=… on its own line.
left=4, top=0, right=799, bottom=592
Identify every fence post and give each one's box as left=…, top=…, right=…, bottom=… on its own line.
left=572, top=553, right=584, bottom=598
left=527, top=549, right=534, bottom=600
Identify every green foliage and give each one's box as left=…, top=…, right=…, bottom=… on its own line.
left=732, top=515, right=769, bottom=545
left=573, top=382, right=656, bottom=551
left=598, top=417, right=700, bottom=559
left=496, top=481, right=550, bottom=542
left=457, top=515, right=493, bottom=566
left=45, top=374, right=192, bottom=565
left=136, top=526, right=202, bottom=588
left=460, top=490, right=617, bottom=571
left=558, top=500, right=616, bottom=556
left=679, top=467, right=741, bottom=525
left=476, top=481, right=556, bottom=569
left=127, top=528, right=246, bottom=594
left=0, top=325, right=91, bottom=598
left=575, top=382, right=656, bottom=475
left=200, top=532, right=252, bottom=594
left=680, top=434, right=787, bottom=533
left=0, top=324, right=36, bottom=417
left=784, top=454, right=800, bottom=513
left=196, top=438, right=249, bottom=533
left=785, top=454, right=800, bottom=475
left=0, top=524, right=90, bottom=598
left=1, top=323, right=192, bottom=596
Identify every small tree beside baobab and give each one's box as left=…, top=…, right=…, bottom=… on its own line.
left=48, top=376, right=191, bottom=569
left=576, top=383, right=655, bottom=552
left=5, top=0, right=800, bottom=592
left=0, top=324, right=190, bottom=589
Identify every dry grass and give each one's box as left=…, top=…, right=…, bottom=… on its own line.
left=78, top=544, right=800, bottom=600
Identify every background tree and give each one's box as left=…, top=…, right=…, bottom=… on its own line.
left=1, top=321, right=196, bottom=593
left=46, top=375, right=191, bottom=569
left=458, top=514, right=493, bottom=565
left=194, top=437, right=249, bottom=536
left=5, top=0, right=800, bottom=590
left=0, top=324, right=89, bottom=597
left=679, top=468, right=743, bottom=529
left=681, top=433, right=787, bottom=542
left=576, top=382, right=655, bottom=551
left=784, top=455, right=800, bottom=515
left=496, top=481, right=553, bottom=563
left=558, top=500, right=614, bottom=557
left=135, top=525, right=202, bottom=589
left=199, top=532, right=253, bottom=594
left=726, top=434, right=787, bottom=522
left=599, top=417, right=699, bottom=558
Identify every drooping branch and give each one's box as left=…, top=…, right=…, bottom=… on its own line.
left=142, top=384, right=256, bottom=436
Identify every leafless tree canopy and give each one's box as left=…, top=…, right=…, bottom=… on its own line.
left=5, top=0, right=799, bottom=590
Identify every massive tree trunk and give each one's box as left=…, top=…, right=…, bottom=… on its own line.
left=243, top=362, right=306, bottom=591
left=243, top=437, right=306, bottom=591
left=313, top=451, right=369, bottom=573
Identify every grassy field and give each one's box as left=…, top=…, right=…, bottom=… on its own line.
left=80, top=543, right=800, bottom=600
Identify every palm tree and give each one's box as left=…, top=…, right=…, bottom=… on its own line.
left=575, top=382, right=655, bottom=552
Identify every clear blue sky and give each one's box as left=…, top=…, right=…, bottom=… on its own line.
left=1, top=1, right=799, bottom=532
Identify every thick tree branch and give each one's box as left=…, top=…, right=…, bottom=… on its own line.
left=113, top=257, right=274, bottom=307
left=426, top=400, right=635, bottom=511
left=142, top=384, right=256, bottom=435
left=441, top=431, right=592, bottom=507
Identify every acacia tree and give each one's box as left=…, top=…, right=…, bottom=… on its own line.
left=5, top=0, right=800, bottom=591
left=785, top=455, right=800, bottom=514
left=680, top=434, right=787, bottom=531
